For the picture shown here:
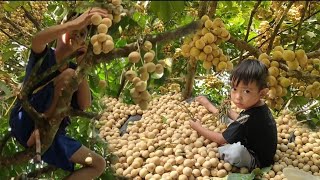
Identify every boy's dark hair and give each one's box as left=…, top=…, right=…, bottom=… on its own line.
left=230, top=59, right=268, bottom=90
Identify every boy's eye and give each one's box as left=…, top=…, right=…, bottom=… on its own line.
left=244, top=90, right=250, bottom=93
left=231, top=88, right=237, bottom=91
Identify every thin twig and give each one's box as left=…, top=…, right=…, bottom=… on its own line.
left=267, top=1, right=294, bottom=54
left=248, top=9, right=320, bottom=44
left=294, top=101, right=319, bottom=115
left=70, top=108, right=101, bottom=120
left=21, top=5, right=41, bottom=31
left=240, top=0, right=261, bottom=61
left=26, top=165, right=58, bottom=178
left=1, top=17, right=33, bottom=37
left=0, top=26, right=28, bottom=48
left=293, top=1, right=309, bottom=51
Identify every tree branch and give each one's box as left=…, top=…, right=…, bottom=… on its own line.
left=21, top=5, right=41, bottom=31
left=310, top=41, right=320, bottom=52
left=306, top=49, right=320, bottom=59
left=26, top=165, right=58, bottom=178
left=245, top=1, right=261, bottom=42
left=228, top=36, right=262, bottom=58
left=1, top=17, right=33, bottom=38
left=248, top=9, right=320, bottom=44
left=267, top=1, right=294, bottom=54
left=198, top=1, right=208, bottom=18
left=94, top=21, right=203, bottom=64
left=207, top=1, right=218, bottom=18
left=294, top=101, right=319, bottom=115
left=70, top=108, right=101, bottom=120
left=0, top=131, right=11, bottom=155
left=293, top=1, right=309, bottom=51
left=240, top=0, right=261, bottom=61
left=0, top=26, right=28, bottom=48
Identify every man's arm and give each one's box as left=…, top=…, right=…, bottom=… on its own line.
left=31, top=22, right=75, bottom=54
left=31, top=8, right=109, bottom=54
left=190, top=120, right=227, bottom=145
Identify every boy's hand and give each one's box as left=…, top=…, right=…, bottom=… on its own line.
left=70, top=7, right=109, bottom=30
left=195, top=95, right=207, bottom=104
left=189, top=120, right=202, bottom=130
left=195, top=95, right=219, bottom=114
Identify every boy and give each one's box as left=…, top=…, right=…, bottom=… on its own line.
left=190, top=59, right=277, bottom=169
left=10, top=8, right=108, bottom=179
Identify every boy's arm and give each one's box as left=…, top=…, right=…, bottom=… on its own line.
left=228, top=109, right=239, bottom=120
left=189, top=120, right=227, bottom=145
left=195, top=96, right=219, bottom=114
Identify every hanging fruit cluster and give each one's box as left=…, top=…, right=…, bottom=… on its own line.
left=258, top=46, right=320, bottom=110
left=181, top=15, right=233, bottom=72
left=204, top=75, right=224, bottom=89
left=255, top=21, right=281, bottom=53
left=0, top=2, right=48, bottom=44
left=159, top=83, right=181, bottom=95
left=89, top=0, right=127, bottom=55
left=126, top=41, right=166, bottom=110
left=105, top=0, right=125, bottom=23
left=90, top=14, right=114, bottom=55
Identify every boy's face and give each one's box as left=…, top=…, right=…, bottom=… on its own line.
left=230, top=80, right=266, bottom=110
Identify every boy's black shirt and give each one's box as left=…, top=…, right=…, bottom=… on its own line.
left=222, top=104, right=278, bottom=168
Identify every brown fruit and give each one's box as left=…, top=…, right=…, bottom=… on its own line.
left=283, top=50, right=295, bottom=62
left=272, top=51, right=283, bottom=61
left=155, top=64, right=164, bottom=74
left=143, top=41, right=153, bottom=51
left=101, top=18, right=112, bottom=28
left=102, top=40, right=114, bottom=53
left=203, top=61, right=212, bottom=70
left=135, top=81, right=147, bottom=92
left=125, top=70, right=137, bottom=81
left=90, top=34, right=98, bottom=45
left=145, top=62, right=156, bottom=73
left=128, top=51, right=141, bottom=63
left=144, top=52, right=155, bottom=63
left=98, top=80, right=107, bottom=89
left=201, top=15, right=210, bottom=23
left=91, top=14, right=102, bottom=25
left=97, top=24, right=108, bottom=33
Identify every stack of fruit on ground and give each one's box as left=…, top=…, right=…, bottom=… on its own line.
left=97, top=94, right=320, bottom=179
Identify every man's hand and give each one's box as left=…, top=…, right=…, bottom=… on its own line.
left=69, top=7, right=109, bottom=31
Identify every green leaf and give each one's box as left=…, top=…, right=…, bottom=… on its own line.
left=161, top=116, right=167, bottom=124
left=291, top=96, right=308, bottom=106
left=115, top=39, right=127, bottom=48
left=150, top=1, right=185, bottom=22
left=261, top=166, right=272, bottom=173
left=47, top=4, right=57, bottom=12
left=2, top=3, right=14, bottom=12
left=132, top=12, right=147, bottom=28
left=227, top=173, right=255, bottom=180
left=0, top=81, right=12, bottom=99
